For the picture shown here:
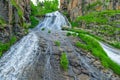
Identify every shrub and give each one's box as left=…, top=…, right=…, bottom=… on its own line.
left=41, top=28, right=45, bottom=31
left=0, top=36, right=17, bottom=57
left=66, top=32, right=72, bottom=36
left=60, top=53, right=69, bottom=70
left=29, top=16, right=39, bottom=28
left=54, top=41, right=60, bottom=46
left=48, top=30, right=51, bottom=33
left=31, top=0, right=59, bottom=16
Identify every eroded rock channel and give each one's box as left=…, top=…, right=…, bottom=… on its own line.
left=0, top=11, right=119, bottom=80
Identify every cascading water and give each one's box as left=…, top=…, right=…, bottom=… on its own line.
left=100, top=42, right=120, bottom=65
left=0, top=11, right=119, bottom=80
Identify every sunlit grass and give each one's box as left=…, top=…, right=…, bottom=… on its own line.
left=68, top=29, right=120, bottom=75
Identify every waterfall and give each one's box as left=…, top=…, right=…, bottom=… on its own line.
left=0, top=11, right=116, bottom=80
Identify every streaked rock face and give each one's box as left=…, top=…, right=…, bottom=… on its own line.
left=60, top=0, right=120, bottom=21
left=0, top=0, right=30, bottom=42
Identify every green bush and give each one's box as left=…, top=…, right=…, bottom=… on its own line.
left=41, top=28, right=45, bottom=31
left=29, top=16, right=39, bottom=28
left=48, top=30, right=51, bottom=33
left=31, top=0, right=59, bottom=16
left=54, top=41, right=60, bottom=46
left=66, top=32, right=72, bottom=36
left=0, top=36, right=17, bottom=57
left=60, top=53, right=69, bottom=70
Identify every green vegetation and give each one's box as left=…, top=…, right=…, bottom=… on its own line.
left=70, top=21, right=79, bottom=28
left=68, top=28, right=120, bottom=49
left=11, top=0, right=23, bottom=18
left=54, top=41, right=60, bottom=46
left=31, top=0, right=58, bottom=17
left=66, top=32, right=72, bottom=36
left=76, top=10, right=120, bottom=25
left=110, top=42, right=120, bottom=49
left=69, top=29, right=120, bottom=75
left=86, top=0, right=102, bottom=11
left=41, top=28, right=45, bottom=31
left=72, top=10, right=120, bottom=49
left=0, top=36, right=17, bottom=57
left=30, top=0, right=58, bottom=28
left=0, top=17, right=6, bottom=27
left=10, top=0, right=30, bottom=30
left=29, top=16, right=39, bottom=28
left=60, top=53, right=69, bottom=70
left=48, top=30, right=51, bottom=33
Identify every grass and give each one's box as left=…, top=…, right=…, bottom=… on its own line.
left=110, top=42, right=120, bottom=49
left=0, top=36, right=17, bottom=57
left=69, top=29, right=120, bottom=75
left=70, top=21, right=79, bottom=28
left=76, top=10, right=120, bottom=25
left=54, top=41, right=60, bottom=46
left=60, top=52, right=69, bottom=70
left=86, top=1, right=102, bottom=11
left=67, top=28, right=120, bottom=49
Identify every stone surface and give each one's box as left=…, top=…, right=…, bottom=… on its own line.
left=0, top=0, right=30, bottom=42
left=60, top=0, right=120, bottom=21
left=77, top=74, right=90, bottom=80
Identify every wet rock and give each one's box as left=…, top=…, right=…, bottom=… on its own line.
left=52, top=47, right=60, bottom=55
left=80, top=67, right=89, bottom=75
left=86, top=53, right=95, bottom=59
left=93, top=60, right=102, bottom=69
left=77, top=74, right=90, bottom=80
left=66, top=46, right=73, bottom=52
left=111, top=74, right=120, bottom=80
left=69, top=57, right=80, bottom=67
left=64, top=76, right=74, bottom=80
left=73, top=67, right=81, bottom=75
left=59, top=47, right=64, bottom=53
left=62, top=25, right=71, bottom=30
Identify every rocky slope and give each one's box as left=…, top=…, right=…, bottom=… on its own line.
left=0, top=11, right=120, bottom=80
left=60, top=0, right=120, bottom=20
left=60, top=0, right=120, bottom=49
left=0, top=0, right=30, bottom=43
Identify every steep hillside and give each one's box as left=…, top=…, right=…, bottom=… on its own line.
left=60, top=0, right=120, bottom=20
left=0, top=0, right=120, bottom=80
left=0, top=0, right=30, bottom=43
left=0, top=0, right=30, bottom=56
left=60, top=0, right=120, bottom=49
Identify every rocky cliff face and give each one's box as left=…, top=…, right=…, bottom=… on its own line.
left=0, top=0, right=30, bottom=43
left=60, top=0, right=120, bottom=21
left=60, top=0, right=120, bottom=46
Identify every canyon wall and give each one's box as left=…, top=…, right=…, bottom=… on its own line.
left=60, top=0, right=120, bottom=21
left=0, top=0, right=30, bottom=42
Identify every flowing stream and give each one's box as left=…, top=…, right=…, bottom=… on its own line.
left=0, top=11, right=119, bottom=80
left=100, top=42, right=120, bottom=65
